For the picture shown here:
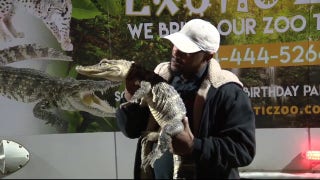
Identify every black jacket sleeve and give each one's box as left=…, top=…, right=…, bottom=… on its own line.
left=116, top=97, right=150, bottom=139
left=192, top=83, right=256, bottom=173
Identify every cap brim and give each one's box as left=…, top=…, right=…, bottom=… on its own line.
left=163, top=32, right=201, bottom=53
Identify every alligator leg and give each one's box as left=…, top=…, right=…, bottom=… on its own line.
left=0, top=20, right=13, bottom=41
left=130, top=81, right=151, bottom=104
left=144, top=128, right=172, bottom=168
left=3, top=16, right=24, bottom=38
left=143, top=121, right=184, bottom=168
left=141, top=131, right=159, bottom=171
left=120, top=81, right=152, bottom=108
left=33, top=100, right=67, bottom=129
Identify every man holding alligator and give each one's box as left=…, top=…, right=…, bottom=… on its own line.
left=76, top=18, right=256, bottom=179
left=115, top=19, right=256, bottom=179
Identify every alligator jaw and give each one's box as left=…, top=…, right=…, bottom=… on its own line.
left=76, top=65, right=123, bottom=81
left=75, top=65, right=102, bottom=76
left=79, top=92, right=116, bottom=117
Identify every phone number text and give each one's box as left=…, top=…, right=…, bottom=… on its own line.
left=216, top=41, right=320, bottom=68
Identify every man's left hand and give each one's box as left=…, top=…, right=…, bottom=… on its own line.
left=170, top=117, right=194, bottom=156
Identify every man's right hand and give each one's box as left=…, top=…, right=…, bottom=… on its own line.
left=171, top=117, right=194, bottom=156
left=124, top=88, right=133, bottom=101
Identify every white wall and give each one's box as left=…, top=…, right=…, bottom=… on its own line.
left=1, top=128, right=319, bottom=179
left=240, top=128, right=310, bottom=172
left=1, top=132, right=138, bottom=179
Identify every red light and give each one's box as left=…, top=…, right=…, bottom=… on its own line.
left=305, top=150, right=320, bottom=161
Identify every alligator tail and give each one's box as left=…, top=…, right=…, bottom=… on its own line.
left=0, top=43, right=72, bottom=65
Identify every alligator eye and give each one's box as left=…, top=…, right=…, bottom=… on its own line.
left=100, top=59, right=108, bottom=63
left=99, top=59, right=108, bottom=66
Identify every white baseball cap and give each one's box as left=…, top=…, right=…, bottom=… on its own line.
left=163, top=19, right=220, bottom=54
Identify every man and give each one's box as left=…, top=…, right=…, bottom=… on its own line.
left=116, top=19, right=256, bottom=179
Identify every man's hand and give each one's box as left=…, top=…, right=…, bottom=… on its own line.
left=171, top=117, right=194, bottom=156
left=124, top=78, right=140, bottom=101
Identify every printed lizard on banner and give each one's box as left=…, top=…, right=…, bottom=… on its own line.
left=76, top=59, right=186, bottom=177
left=0, top=0, right=73, bottom=51
left=0, top=44, right=120, bottom=130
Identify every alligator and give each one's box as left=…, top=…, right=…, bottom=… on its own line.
left=75, top=59, right=186, bottom=173
left=0, top=66, right=120, bottom=129
left=0, top=44, right=120, bottom=130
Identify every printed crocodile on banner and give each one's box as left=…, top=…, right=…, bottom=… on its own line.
left=0, top=44, right=120, bottom=130
left=0, top=66, right=120, bottom=129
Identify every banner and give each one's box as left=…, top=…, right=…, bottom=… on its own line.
left=0, top=0, right=319, bottom=136
left=119, top=0, right=320, bottom=128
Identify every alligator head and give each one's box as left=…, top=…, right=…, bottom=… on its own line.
left=75, top=59, right=134, bottom=81
left=75, top=59, right=166, bottom=96
left=60, top=78, right=121, bottom=117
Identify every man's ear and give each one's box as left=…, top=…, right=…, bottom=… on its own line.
left=204, top=52, right=214, bottom=61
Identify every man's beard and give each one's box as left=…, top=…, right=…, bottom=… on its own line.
left=170, top=62, right=183, bottom=76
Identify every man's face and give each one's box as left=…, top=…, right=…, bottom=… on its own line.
left=170, top=46, right=209, bottom=78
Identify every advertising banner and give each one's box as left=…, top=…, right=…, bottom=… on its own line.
left=0, top=0, right=319, bottom=136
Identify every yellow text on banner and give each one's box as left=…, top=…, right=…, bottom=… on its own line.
left=216, top=41, right=320, bottom=68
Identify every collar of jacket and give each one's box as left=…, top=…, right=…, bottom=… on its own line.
left=154, top=58, right=243, bottom=88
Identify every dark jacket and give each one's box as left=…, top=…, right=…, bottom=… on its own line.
left=116, top=60, right=256, bottom=179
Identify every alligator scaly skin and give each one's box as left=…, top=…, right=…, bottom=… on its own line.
left=0, top=45, right=120, bottom=130
left=0, top=66, right=120, bottom=129
left=123, top=80, right=186, bottom=170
